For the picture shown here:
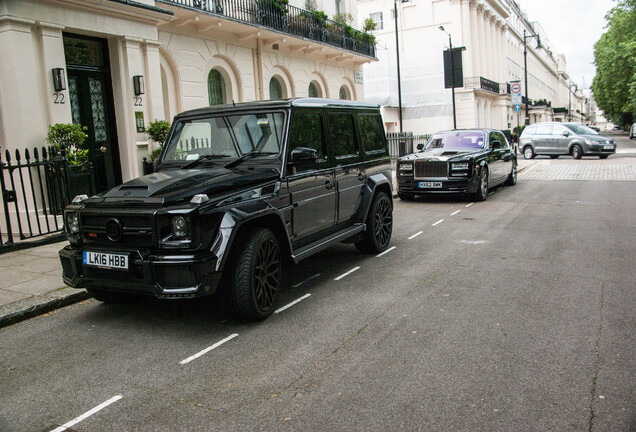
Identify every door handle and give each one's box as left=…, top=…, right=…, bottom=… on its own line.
left=324, top=180, right=335, bottom=190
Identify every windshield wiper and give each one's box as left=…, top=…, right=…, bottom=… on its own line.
left=224, top=151, right=278, bottom=169
left=181, top=154, right=230, bottom=169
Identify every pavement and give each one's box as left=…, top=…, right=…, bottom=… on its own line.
left=0, top=157, right=542, bottom=329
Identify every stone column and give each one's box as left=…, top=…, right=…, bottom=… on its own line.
left=469, top=0, right=480, bottom=78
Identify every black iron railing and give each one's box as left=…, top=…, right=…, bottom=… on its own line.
left=0, top=146, right=96, bottom=251
left=464, top=76, right=500, bottom=95
left=159, top=0, right=376, bottom=58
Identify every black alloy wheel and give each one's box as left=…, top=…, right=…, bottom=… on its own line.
left=571, top=144, right=583, bottom=160
left=231, top=228, right=281, bottom=320
left=474, top=167, right=489, bottom=201
left=356, top=191, right=393, bottom=254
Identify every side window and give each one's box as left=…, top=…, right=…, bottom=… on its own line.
left=535, top=124, right=553, bottom=135
left=288, top=111, right=325, bottom=174
left=499, top=132, right=510, bottom=148
left=328, top=112, right=358, bottom=158
left=358, top=114, right=386, bottom=153
left=553, top=125, right=567, bottom=136
left=489, top=132, right=499, bottom=148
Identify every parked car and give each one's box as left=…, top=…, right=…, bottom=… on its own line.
left=630, top=123, right=636, bottom=139
left=519, top=122, right=616, bottom=159
left=397, top=129, right=517, bottom=202
left=59, top=98, right=394, bottom=320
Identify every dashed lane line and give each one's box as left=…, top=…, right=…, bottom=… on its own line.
left=432, top=219, right=444, bottom=226
left=408, top=231, right=423, bottom=240
left=179, top=334, right=239, bottom=365
left=50, top=395, right=123, bottom=432
left=376, top=246, right=396, bottom=257
left=334, top=266, right=360, bottom=281
left=451, top=210, right=461, bottom=216
left=275, top=294, right=311, bottom=314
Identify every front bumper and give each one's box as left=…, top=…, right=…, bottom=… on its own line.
left=583, top=143, right=616, bottom=156
left=59, top=246, right=222, bottom=299
left=397, top=175, right=479, bottom=195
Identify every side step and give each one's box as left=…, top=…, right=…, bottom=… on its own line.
left=291, top=223, right=365, bottom=263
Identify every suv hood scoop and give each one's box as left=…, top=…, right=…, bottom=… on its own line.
left=101, top=168, right=279, bottom=204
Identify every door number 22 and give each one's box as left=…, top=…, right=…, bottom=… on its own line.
left=53, top=93, right=65, bottom=104
left=134, top=97, right=143, bottom=106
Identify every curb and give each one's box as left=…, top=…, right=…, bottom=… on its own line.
left=0, top=288, right=89, bottom=329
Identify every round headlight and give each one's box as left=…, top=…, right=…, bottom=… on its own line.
left=170, top=216, right=189, bottom=239
left=66, top=212, right=79, bottom=234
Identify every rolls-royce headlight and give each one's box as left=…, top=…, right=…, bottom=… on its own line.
left=171, top=216, right=189, bottom=239
left=451, top=162, right=469, bottom=170
left=66, top=212, right=80, bottom=235
left=399, top=163, right=413, bottom=171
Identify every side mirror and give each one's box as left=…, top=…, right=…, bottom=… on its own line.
left=290, top=147, right=318, bottom=164
left=562, top=131, right=571, bottom=137
left=492, top=140, right=502, bottom=149
left=416, top=143, right=424, bottom=151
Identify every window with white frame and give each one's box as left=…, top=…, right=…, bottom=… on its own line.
left=370, top=12, right=383, bottom=30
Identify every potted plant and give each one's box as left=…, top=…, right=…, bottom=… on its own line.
left=144, top=119, right=171, bottom=174
left=46, top=123, right=95, bottom=200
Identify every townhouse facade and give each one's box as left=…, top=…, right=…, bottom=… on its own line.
left=0, top=0, right=375, bottom=193
left=357, top=0, right=588, bottom=135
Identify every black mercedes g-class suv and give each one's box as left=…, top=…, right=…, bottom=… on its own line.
left=59, top=98, right=393, bottom=320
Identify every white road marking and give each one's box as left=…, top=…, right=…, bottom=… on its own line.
left=376, top=246, right=396, bottom=257
left=179, top=334, right=239, bottom=365
left=292, top=273, right=321, bottom=288
left=465, top=203, right=474, bottom=208
left=432, top=219, right=444, bottom=226
left=50, top=395, right=123, bottom=432
left=335, top=266, right=360, bottom=281
left=275, top=294, right=311, bottom=314
left=408, top=231, right=423, bottom=240
left=451, top=210, right=461, bottom=216
left=460, top=240, right=489, bottom=244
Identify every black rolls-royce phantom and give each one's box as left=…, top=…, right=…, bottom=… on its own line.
left=397, top=129, right=517, bottom=201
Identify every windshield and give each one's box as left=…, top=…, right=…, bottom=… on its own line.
left=425, top=131, right=486, bottom=150
left=163, top=111, right=286, bottom=164
left=565, top=124, right=598, bottom=135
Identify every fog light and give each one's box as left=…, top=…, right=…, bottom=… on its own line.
left=171, top=216, right=189, bottom=239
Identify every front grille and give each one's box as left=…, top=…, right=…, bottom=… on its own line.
left=415, top=160, right=448, bottom=178
left=81, top=212, right=153, bottom=247
left=156, top=266, right=197, bottom=289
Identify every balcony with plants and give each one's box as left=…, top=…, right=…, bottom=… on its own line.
left=157, top=0, right=377, bottom=58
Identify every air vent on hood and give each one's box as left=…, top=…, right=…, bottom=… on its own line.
left=441, top=151, right=458, bottom=156
left=118, top=185, right=149, bottom=191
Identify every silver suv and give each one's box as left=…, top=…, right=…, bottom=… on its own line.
left=520, top=122, right=616, bottom=159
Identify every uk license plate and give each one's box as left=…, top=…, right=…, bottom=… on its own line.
left=419, top=182, right=442, bottom=189
left=603, top=145, right=613, bottom=150
left=83, top=251, right=128, bottom=270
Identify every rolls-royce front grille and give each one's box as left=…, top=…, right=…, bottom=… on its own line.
left=414, top=161, right=448, bottom=178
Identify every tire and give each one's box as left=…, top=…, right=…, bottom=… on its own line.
left=504, top=161, right=517, bottom=186
left=599, top=155, right=609, bottom=159
left=550, top=155, right=559, bottom=159
left=87, top=288, right=135, bottom=304
left=398, top=191, right=414, bottom=201
left=571, top=144, right=583, bottom=159
left=355, top=191, right=393, bottom=254
left=474, top=167, right=488, bottom=201
left=230, top=228, right=281, bottom=320
left=523, top=146, right=535, bottom=160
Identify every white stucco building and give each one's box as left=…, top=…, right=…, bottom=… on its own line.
left=0, top=0, right=375, bottom=191
left=357, top=0, right=588, bottom=135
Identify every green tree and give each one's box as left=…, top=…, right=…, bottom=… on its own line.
left=592, top=0, right=636, bottom=127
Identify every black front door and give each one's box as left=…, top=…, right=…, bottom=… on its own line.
left=64, top=33, right=122, bottom=193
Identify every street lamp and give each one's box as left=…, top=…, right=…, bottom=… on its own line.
left=523, top=29, right=541, bottom=125
left=394, top=0, right=403, bottom=133
left=439, top=26, right=457, bottom=129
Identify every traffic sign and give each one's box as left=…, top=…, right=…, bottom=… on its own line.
left=515, top=105, right=521, bottom=112
left=511, top=82, right=522, bottom=106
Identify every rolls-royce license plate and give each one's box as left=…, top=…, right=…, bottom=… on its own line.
left=419, top=182, right=442, bottom=189
left=83, top=251, right=128, bottom=270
